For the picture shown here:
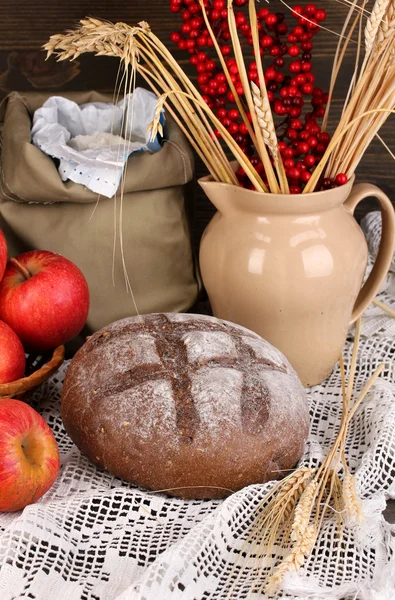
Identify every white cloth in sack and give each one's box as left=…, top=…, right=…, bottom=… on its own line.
left=31, top=88, right=163, bottom=198
left=0, top=212, right=394, bottom=600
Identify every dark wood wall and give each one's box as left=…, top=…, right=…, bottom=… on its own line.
left=1, top=0, right=394, bottom=244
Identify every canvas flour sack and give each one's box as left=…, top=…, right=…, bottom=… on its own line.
left=0, top=91, right=200, bottom=341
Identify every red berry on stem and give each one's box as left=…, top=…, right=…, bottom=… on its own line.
left=315, top=9, right=327, bottom=21
left=335, top=173, right=348, bottom=186
left=258, top=8, right=270, bottom=19
left=214, top=0, right=225, bottom=9
left=290, top=185, right=302, bottom=194
left=170, top=31, right=181, bottom=43
left=284, top=159, right=295, bottom=169
left=228, top=123, right=239, bottom=135
left=288, top=45, right=300, bottom=57
left=297, top=142, right=309, bottom=154
left=290, top=107, right=302, bottom=117
left=261, top=35, right=274, bottom=47
left=292, top=5, right=304, bottom=17
left=305, top=4, right=317, bottom=17
left=291, top=118, right=303, bottom=130
left=289, top=61, right=302, bottom=73
left=228, top=108, right=239, bottom=121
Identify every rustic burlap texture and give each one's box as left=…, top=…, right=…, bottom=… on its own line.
left=0, top=91, right=201, bottom=336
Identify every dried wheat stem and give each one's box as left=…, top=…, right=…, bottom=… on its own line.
left=348, top=363, right=384, bottom=422
left=139, top=25, right=268, bottom=191
left=344, top=88, right=395, bottom=174
left=318, top=34, right=392, bottom=184
left=373, top=298, right=395, bottom=317
left=248, top=0, right=289, bottom=194
left=279, top=0, right=358, bottom=42
left=135, top=33, right=238, bottom=185
left=314, top=320, right=361, bottom=532
left=227, top=0, right=280, bottom=193
left=332, top=45, right=395, bottom=174
left=137, top=41, right=236, bottom=185
left=322, top=0, right=361, bottom=131
left=333, top=0, right=375, bottom=19
left=198, top=0, right=258, bottom=148
left=138, top=67, right=227, bottom=183
left=304, top=107, right=395, bottom=192
left=150, top=90, right=267, bottom=191
left=139, top=63, right=230, bottom=183
left=338, top=345, right=363, bottom=527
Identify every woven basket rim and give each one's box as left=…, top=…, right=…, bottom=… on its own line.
left=0, top=345, right=65, bottom=398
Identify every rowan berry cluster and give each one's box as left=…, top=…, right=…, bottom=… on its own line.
left=169, top=0, right=347, bottom=191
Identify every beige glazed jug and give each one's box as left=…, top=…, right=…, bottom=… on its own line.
left=199, top=175, right=395, bottom=387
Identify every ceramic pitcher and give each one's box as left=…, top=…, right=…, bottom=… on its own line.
left=199, top=174, right=395, bottom=387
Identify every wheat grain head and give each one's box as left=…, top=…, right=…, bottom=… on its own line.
left=251, top=81, right=279, bottom=162
left=343, top=473, right=363, bottom=525
left=365, top=0, right=391, bottom=53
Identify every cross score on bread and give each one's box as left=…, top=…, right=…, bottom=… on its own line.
left=84, top=314, right=288, bottom=443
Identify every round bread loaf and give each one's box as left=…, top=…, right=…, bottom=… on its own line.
left=61, top=313, right=309, bottom=499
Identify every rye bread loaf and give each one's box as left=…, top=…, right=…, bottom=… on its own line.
left=61, top=313, right=310, bottom=499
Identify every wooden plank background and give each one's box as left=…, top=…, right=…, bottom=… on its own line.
left=0, top=0, right=394, bottom=524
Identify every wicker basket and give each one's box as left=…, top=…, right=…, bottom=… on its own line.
left=0, top=346, right=65, bottom=399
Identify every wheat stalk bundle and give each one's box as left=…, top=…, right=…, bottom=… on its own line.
left=225, top=317, right=384, bottom=597
left=45, top=1, right=395, bottom=195
left=45, top=1, right=395, bottom=196
left=305, top=0, right=395, bottom=190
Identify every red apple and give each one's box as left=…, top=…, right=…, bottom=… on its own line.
left=0, top=398, right=60, bottom=512
left=0, top=320, right=26, bottom=384
left=0, top=250, right=90, bottom=352
left=0, top=229, right=7, bottom=282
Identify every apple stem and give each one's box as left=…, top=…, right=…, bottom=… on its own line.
left=10, top=257, right=32, bottom=280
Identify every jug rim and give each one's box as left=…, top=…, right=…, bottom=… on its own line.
left=199, top=170, right=356, bottom=215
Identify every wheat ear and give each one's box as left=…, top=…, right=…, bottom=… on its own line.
left=251, top=81, right=278, bottom=163
left=291, top=480, right=318, bottom=541
left=343, top=473, right=363, bottom=525
left=250, top=467, right=315, bottom=542
left=365, top=0, right=391, bottom=54
left=265, top=524, right=317, bottom=596
left=377, top=0, right=395, bottom=45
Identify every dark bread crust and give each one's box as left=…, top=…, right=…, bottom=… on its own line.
left=61, top=314, right=310, bottom=499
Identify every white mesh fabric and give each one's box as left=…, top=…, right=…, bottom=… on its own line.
left=0, top=212, right=394, bottom=600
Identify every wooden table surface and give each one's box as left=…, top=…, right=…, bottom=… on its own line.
left=0, top=0, right=394, bottom=526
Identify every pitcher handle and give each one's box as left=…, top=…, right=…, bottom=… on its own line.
left=344, top=183, right=395, bottom=323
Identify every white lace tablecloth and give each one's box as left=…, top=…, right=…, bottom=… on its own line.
left=0, top=212, right=394, bottom=600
